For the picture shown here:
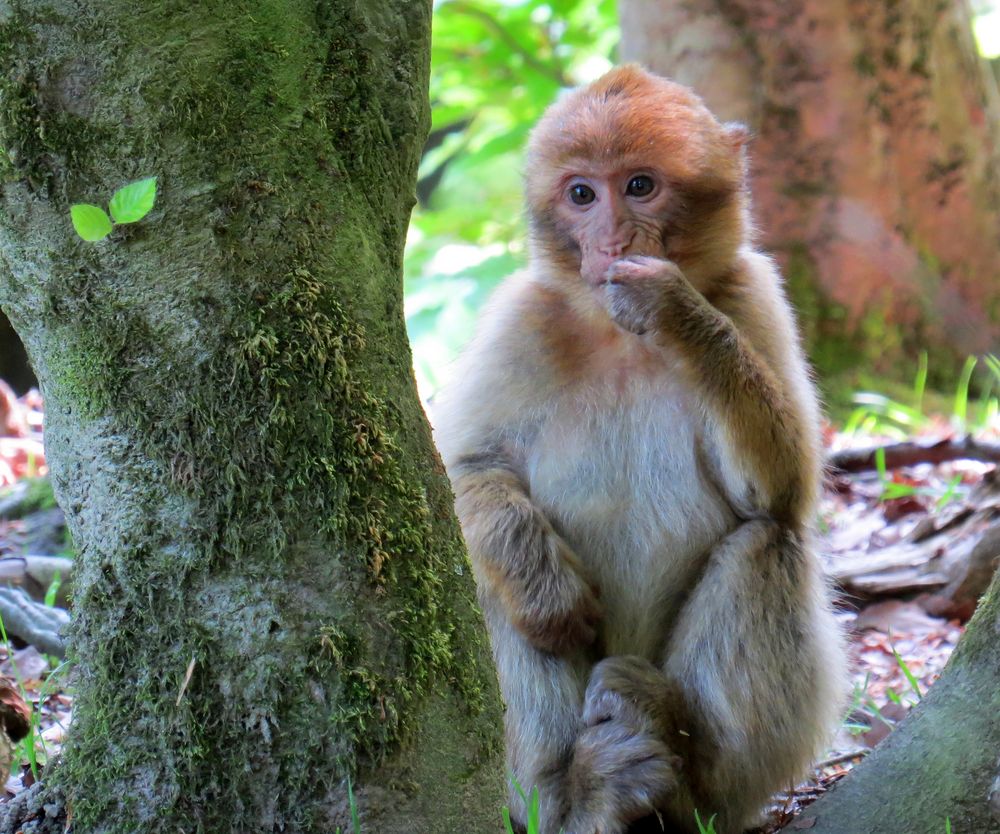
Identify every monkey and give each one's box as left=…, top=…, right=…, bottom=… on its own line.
left=431, top=65, right=847, bottom=834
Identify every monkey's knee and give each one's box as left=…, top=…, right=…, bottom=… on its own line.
left=720, top=516, right=785, bottom=552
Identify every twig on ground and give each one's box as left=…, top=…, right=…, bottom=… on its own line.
left=814, top=750, right=870, bottom=769
left=828, top=436, right=1000, bottom=474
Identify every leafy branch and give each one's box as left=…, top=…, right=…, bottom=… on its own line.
left=448, top=1, right=570, bottom=87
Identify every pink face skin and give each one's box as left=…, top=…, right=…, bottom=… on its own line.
left=553, top=162, right=672, bottom=287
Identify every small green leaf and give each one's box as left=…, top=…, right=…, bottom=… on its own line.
left=70, top=204, right=113, bottom=242
left=109, top=176, right=157, bottom=224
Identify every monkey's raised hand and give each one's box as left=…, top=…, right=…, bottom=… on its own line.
left=502, top=521, right=603, bottom=655
left=601, top=256, right=689, bottom=335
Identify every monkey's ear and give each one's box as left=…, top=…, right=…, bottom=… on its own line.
left=723, top=122, right=752, bottom=150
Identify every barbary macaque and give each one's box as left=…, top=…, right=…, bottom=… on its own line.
left=432, top=65, right=847, bottom=834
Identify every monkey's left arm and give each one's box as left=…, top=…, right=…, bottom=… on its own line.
left=592, top=255, right=844, bottom=833
left=603, top=254, right=817, bottom=524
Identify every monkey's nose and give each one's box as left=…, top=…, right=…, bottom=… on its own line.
left=597, top=232, right=636, bottom=258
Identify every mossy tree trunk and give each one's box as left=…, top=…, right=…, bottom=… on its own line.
left=792, top=567, right=1000, bottom=833
left=620, top=0, right=1000, bottom=391
left=0, top=2, right=504, bottom=833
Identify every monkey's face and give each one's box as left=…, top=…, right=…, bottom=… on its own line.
left=550, top=161, right=674, bottom=286
left=524, top=65, right=748, bottom=292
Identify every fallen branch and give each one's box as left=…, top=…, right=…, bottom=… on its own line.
left=0, top=587, right=67, bottom=657
left=0, top=555, right=73, bottom=606
left=826, top=470, right=1000, bottom=612
left=827, top=436, right=1000, bottom=474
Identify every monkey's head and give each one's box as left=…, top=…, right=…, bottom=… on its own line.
left=525, top=65, right=749, bottom=290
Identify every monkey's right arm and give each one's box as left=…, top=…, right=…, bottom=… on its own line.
left=432, top=278, right=602, bottom=656
left=448, top=452, right=602, bottom=655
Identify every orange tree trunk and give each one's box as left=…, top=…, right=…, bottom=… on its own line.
left=621, top=0, right=1000, bottom=390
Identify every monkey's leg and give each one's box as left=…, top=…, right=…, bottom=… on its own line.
left=482, top=598, right=592, bottom=834
left=662, top=520, right=845, bottom=832
left=485, top=599, right=674, bottom=834
left=581, top=521, right=844, bottom=834
left=554, top=655, right=681, bottom=833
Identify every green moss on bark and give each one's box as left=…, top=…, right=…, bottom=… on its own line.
left=0, top=1, right=502, bottom=832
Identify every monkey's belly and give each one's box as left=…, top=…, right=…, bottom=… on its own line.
left=526, top=393, right=736, bottom=660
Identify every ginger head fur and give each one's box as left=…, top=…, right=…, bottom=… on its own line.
left=524, top=65, right=750, bottom=293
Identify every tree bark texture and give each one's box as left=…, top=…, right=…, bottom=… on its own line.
left=793, top=566, right=1000, bottom=833
left=620, top=0, right=1000, bottom=385
left=0, top=2, right=504, bottom=833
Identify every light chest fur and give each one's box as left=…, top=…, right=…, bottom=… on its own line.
left=525, top=366, right=737, bottom=659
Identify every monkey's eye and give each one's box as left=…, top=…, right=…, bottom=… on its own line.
left=626, top=175, right=655, bottom=197
left=569, top=184, right=596, bottom=205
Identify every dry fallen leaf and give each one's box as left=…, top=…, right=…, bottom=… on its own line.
left=0, top=680, right=30, bottom=743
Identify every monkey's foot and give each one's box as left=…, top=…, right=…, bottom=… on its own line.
left=565, top=720, right=678, bottom=834
left=582, top=655, right=672, bottom=736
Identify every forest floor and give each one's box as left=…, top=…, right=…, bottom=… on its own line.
left=0, top=380, right=994, bottom=831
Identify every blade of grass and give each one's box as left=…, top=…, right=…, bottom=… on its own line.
left=694, top=810, right=718, bottom=834
left=348, top=775, right=360, bottom=834
left=984, top=353, right=1000, bottom=383
left=935, top=475, right=963, bottom=511
left=952, top=356, right=978, bottom=430
left=913, top=351, right=928, bottom=412
left=44, top=572, right=61, bottom=608
left=888, top=630, right=922, bottom=701
left=528, top=785, right=540, bottom=833
left=854, top=392, right=927, bottom=426
left=843, top=405, right=874, bottom=435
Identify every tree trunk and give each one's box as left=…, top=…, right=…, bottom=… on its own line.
left=792, top=566, right=1000, bottom=833
left=0, top=2, right=504, bottom=833
left=620, top=0, right=1000, bottom=388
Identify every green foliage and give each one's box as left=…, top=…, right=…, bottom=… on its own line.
left=69, top=204, right=113, bottom=242
left=502, top=777, right=563, bottom=834
left=70, top=176, right=157, bottom=242
left=694, top=810, right=718, bottom=834
left=873, top=446, right=962, bottom=508
left=334, top=776, right=361, bottom=834
left=846, top=353, right=1000, bottom=439
left=108, top=176, right=157, bottom=223
left=43, top=571, right=61, bottom=608
left=844, top=672, right=878, bottom=735
left=888, top=630, right=923, bottom=702
left=0, top=607, right=69, bottom=782
left=407, top=0, right=619, bottom=397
